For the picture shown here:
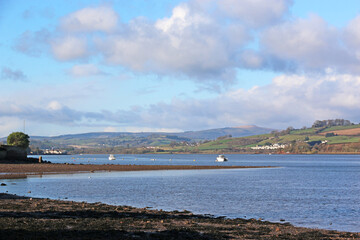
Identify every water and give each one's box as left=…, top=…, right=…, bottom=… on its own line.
left=2, top=154, right=360, bottom=232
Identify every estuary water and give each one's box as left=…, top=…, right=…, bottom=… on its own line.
left=1, top=154, right=360, bottom=232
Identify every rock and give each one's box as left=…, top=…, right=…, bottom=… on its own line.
left=0, top=183, right=6, bottom=186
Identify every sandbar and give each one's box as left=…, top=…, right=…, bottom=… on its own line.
left=0, top=163, right=272, bottom=179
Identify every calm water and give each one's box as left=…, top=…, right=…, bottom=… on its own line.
left=1, top=154, right=360, bottom=232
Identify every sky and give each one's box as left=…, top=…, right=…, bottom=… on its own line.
left=1, top=0, right=360, bottom=137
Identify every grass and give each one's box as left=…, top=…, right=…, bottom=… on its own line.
left=140, top=124, right=360, bottom=154
left=320, top=124, right=360, bottom=132
left=325, top=136, right=360, bottom=144
left=290, top=128, right=319, bottom=135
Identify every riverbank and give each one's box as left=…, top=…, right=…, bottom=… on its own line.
left=0, top=163, right=272, bottom=179
left=0, top=193, right=358, bottom=240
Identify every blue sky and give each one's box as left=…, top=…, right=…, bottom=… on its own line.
left=1, top=0, right=360, bottom=137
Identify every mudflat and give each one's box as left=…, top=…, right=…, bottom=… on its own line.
left=0, top=193, right=358, bottom=239
left=0, top=163, right=271, bottom=179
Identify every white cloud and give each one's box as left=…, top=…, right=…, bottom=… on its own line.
left=60, top=5, right=118, bottom=33
left=47, top=101, right=63, bottom=111
left=96, top=3, right=249, bottom=85
left=70, top=64, right=103, bottom=77
left=260, top=14, right=359, bottom=73
left=13, top=2, right=360, bottom=87
left=218, top=0, right=293, bottom=27
left=1, top=72, right=360, bottom=134
left=239, top=50, right=264, bottom=69
left=155, top=4, right=211, bottom=33
left=261, top=15, right=337, bottom=68
left=344, top=15, right=360, bottom=60
left=127, top=72, right=360, bottom=129
left=51, top=36, right=88, bottom=60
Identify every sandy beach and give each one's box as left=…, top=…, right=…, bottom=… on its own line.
left=0, top=193, right=358, bottom=239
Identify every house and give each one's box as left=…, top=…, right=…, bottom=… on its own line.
left=250, top=143, right=287, bottom=150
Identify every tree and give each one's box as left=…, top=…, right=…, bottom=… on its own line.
left=7, top=132, right=30, bottom=149
left=285, top=126, right=294, bottom=134
left=325, top=132, right=336, bottom=137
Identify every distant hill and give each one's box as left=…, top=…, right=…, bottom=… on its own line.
left=20, top=125, right=273, bottom=151
left=27, top=125, right=272, bottom=141
left=177, top=125, right=274, bottom=140
left=176, top=123, right=360, bottom=154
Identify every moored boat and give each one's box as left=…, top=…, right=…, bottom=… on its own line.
left=216, top=154, right=228, bottom=162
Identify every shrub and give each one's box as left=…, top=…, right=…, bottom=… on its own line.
left=7, top=132, right=30, bottom=149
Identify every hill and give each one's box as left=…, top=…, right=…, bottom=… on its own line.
left=20, top=125, right=273, bottom=154
left=177, top=125, right=273, bottom=140
left=164, top=121, right=360, bottom=154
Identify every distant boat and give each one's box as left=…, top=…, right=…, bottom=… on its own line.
left=216, top=154, right=228, bottom=162
left=109, top=154, right=116, bottom=161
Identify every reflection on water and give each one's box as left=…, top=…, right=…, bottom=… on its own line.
left=2, top=154, right=360, bottom=232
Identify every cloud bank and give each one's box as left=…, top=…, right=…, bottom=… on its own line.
left=1, top=72, right=359, bottom=135
left=6, top=0, right=360, bottom=135
left=16, top=1, right=360, bottom=80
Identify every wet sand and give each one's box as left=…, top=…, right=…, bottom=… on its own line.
left=0, top=163, right=271, bottom=179
left=0, top=193, right=358, bottom=239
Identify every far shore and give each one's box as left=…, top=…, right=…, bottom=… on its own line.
left=29, top=151, right=360, bottom=155
left=0, top=163, right=273, bottom=179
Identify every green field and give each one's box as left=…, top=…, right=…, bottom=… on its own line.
left=169, top=124, right=360, bottom=153
left=320, top=124, right=360, bottom=132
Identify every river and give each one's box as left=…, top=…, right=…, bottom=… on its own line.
left=1, top=154, right=359, bottom=232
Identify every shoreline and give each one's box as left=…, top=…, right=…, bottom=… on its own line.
left=29, top=151, right=360, bottom=156
left=0, top=163, right=273, bottom=179
left=0, top=193, right=358, bottom=239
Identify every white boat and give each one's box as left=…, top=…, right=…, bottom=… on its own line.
left=109, top=154, right=116, bottom=160
left=216, top=154, right=228, bottom=162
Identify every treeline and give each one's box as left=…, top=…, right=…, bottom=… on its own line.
left=269, top=119, right=355, bottom=137
left=312, top=119, right=353, bottom=128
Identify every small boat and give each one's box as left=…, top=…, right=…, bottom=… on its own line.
left=109, top=154, right=116, bottom=160
left=216, top=154, right=228, bottom=162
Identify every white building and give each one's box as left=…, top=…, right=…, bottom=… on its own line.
left=251, top=143, right=287, bottom=150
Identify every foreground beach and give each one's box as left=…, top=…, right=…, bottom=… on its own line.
left=0, top=193, right=358, bottom=239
